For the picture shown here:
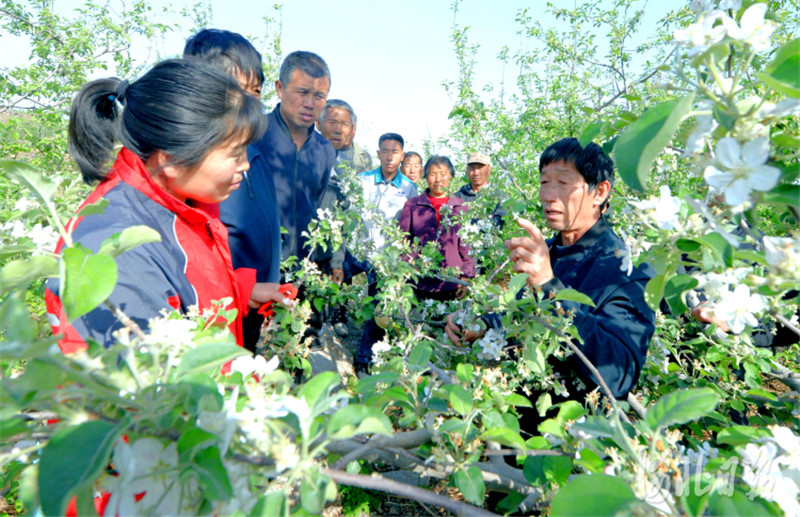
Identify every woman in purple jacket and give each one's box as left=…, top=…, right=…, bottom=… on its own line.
left=398, top=156, right=476, bottom=301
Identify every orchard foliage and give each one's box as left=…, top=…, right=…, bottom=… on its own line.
left=2, top=0, right=800, bottom=516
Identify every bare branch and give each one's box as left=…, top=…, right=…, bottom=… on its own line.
left=323, top=468, right=500, bottom=517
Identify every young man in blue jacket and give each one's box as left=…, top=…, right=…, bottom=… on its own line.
left=446, top=138, right=656, bottom=407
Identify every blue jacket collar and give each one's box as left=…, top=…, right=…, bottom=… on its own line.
left=369, top=167, right=409, bottom=188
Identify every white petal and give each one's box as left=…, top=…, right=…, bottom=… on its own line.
left=715, top=138, right=742, bottom=168
left=746, top=164, right=781, bottom=192
left=739, top=3, right=767, bottom=33
left=741, top=138, right=770, bottom=166
left=704, top=166, right=733, bottom=188
left=724, top=178, right=752, bottom=205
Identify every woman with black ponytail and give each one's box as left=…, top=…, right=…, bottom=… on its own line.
left=45, top=58, right=278, bottom=352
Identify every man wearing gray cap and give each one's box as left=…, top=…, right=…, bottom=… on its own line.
left=454, top=151, right=507, bottom=225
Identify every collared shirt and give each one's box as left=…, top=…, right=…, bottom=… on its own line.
left=356, top=167, right=417, bottom=254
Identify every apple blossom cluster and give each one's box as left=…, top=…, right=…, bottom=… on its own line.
left=738, top=426, right=800, bottom=516
left=693, top=267, right=767, bottom=334
left=459, top=217, right=499, bottom=256
left=101, top=438, right=197, bottom=516
left=630, top=185, right=683, bottom=232
left=1, top=219, right=58, bottom=253
left=473, top=327, right=507, bottom=361
left=763, top=235, right=800, bottom=282
left=675, top=2, right=776, bottom=57
left=704, top=138, right=781, bottom=207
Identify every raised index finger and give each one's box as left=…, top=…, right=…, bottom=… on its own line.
left=516, top=217, right=545, bottom=244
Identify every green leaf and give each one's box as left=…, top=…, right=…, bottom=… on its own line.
left=300, top=475, right=327, bottom=515
left=523, top=455, right=573, bottom=487
left=676, top=238, right=702, bottom=252
left=355, top=371, right=399, bottom=394
left=450, top=385, right=474, bottom=416
left=556, top=400, right=587, bottom=423
left=575, top=448, right=605, bottom=474
left=38, top=420, right=119, bottom=516
left=177, top=428, right=218, bottom=462
left=298, top=371, right=339, bottom=405
left=61, top=246, right=117, bottom=322
left=759, top=37, right=800, bottom=98
left=0, top=243, right=35, bottom=261
left=536, top=392, right=552, bottom=417
left=644, top=273, right=667, bottom=312
left=716, top=425, right=772, bottom=446
left=578, top=121, right=604, bottom=146
left=250, top=492, right=286, bottom=516
left=0, top=255, right=58, bottom=294
left=707, top=487, right=782, bottom=516
left=0, top=418, right=28, bottom=441
left=664, top=274, right=699, bottom=315
left=550, top=474, right=637, bottom=516
left=645, top=387, right=720, bottom=431
left=456, top=363, right=474, bottom=384
left=1, top=160, right=58, bottom=213
left=554, top=288, right=595, bottom=307
left=76, top=198, right=109, bottom=217
left=762, top=184, right=800, bottom=209
left=452, top=467, right=485, bottom=506
left=98, top=225, right=161, bottom=257
left=479, top=427, right=527, bottom=450
left=697, top=232, right=734, bottom=267
left=407, top=342, right=432, bottom=368
left=175, top=343, right=249, bottom=379
left=326, top=404, right=393, bottom=439
left=613, top=93, right=696, bottom=192
left=756, top=71, right=800, bottom=98
left=193, top=446, right=232, bottom=500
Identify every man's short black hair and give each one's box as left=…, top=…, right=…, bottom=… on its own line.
left=279, top=50, right=330, bottom=87
left=183, top=29, right=265, bottom=87
left=540, top=138, right=614, bottom=210
left=379, top=132, right=404, bottom=149
left=403, top=151, right=422, bottom=163
left=539, top=138, right=615, bottom=191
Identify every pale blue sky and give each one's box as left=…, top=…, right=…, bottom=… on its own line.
left=3, top=0, right=674, bottom=158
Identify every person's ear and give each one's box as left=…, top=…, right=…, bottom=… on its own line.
left=592, top=180, right=611, bottom=208
left=275, top=80, right=284, bottom=99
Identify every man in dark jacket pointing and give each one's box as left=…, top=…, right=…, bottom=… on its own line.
left=446, top=138, right=655, bottom=401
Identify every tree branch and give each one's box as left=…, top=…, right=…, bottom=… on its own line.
left=322, top=468, right=500, bottom=517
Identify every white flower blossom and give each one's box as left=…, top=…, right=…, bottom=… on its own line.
left=718, top=0, right=742, bottom=10
left=740, top=441, right=800, bottom=516
left=759, top=99, right=800, bottom=119
left=763, top=235, right=800, bottom=279
left=713, top=284, right=766, bottom=334
left=230, top=354, right=279, bottom=378
left=632, top=185, right=683, bottom=231
left=683, top=101, right=719, bottom=156
left=474, top=328, right=507, bottom=361
left=674, top=10, right=727, bottom=56
left=721, top=3, right=776, bottom=51
left=144, top=317, right=197, bottom=347
left=13, top=197, right=37, bottom=212
left=103, top=438, right=194, bottom=516
left=704, top=137, right=780, bottom=206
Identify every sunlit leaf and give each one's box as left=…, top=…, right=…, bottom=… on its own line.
left=645, top=387, right=720, bottom=431
left=97, top=225, right=161, bottom=257
left=60, top=246, right=117, bottom=322
left=550, top=474, right=636, bottom=516
left=613, top=93, right=696, bottom=192
left=38, top=420, right=119, bottom=516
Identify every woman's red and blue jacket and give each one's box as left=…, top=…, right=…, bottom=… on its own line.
left=45, top=148, right=256, bottom=353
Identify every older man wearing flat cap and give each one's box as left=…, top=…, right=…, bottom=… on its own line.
left=454, top=151, right=507, bottom=226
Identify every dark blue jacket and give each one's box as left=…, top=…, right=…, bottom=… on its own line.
left=220, top=142, right=282, bottom=285
left=489, top=217, right=655, bottom=398
left=235, top=104, right=335, bottom=263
